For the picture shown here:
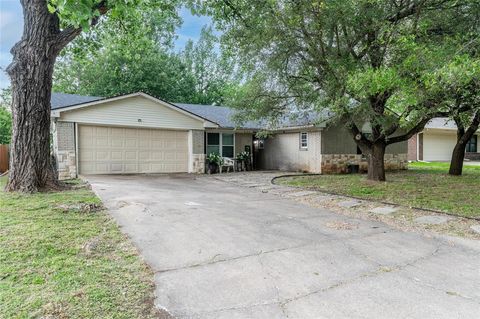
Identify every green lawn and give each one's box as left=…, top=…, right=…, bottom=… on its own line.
left=276, top=162, right=480, bottom=218
left=0, top=177, right=162, bottom=319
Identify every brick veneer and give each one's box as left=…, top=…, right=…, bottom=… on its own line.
left=465, top=152, right=480, bottom=161
left=408, top=135, right=417, bottom=161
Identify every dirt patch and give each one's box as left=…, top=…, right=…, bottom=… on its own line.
left=56, top=203, right=103, bottom=213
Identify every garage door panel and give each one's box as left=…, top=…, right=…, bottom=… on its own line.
left=80, top=150, right=94, bottom=161
left=111, top=151, right=123, bottom=160
left=111, top=127, right=124, bottom=136
left=110, top=163, right=123, bottom=172
left=125, top=138, right=137, bottom=148
left=138, top=139, right=151, bottom=148
left=124, top=163, right=138, bottom=173
left=138, top=151, right=151, bottom=160
left=95, top=151, right=109, bottom=161
left=95, top=136, right=109, bottom=147
left=79, top=125, right=189, bottom=174
left=423, top=132, right=457, bottom=161
left=125, top=151, right=137, bottom=160
left=151, top=140, right=164, bottom=148
left=111, top=138, right=124, bottom=147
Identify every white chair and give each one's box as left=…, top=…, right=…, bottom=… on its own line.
left=219, top=157, right=235, bottom=173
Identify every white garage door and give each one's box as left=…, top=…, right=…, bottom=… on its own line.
left=423, top=132, right=457, bottom=161
left=78, top=125, right=188, bottom=174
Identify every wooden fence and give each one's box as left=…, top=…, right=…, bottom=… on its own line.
left=0, top=144, right=9, bottom=173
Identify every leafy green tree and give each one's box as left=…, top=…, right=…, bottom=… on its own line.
left=55, top=18, right=239, bottom=105
left=198, top=0, right=475, bottom=181
left=53, top=3, right=196, bottom=101
left=0, top=88, right=12, bottom=144
left=6, top=0, right=179, bottom=192
left=431, top=57, right=480, bottom=176
left=180, top=25, right=239, bottom=104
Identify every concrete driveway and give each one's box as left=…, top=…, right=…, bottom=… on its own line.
left=87, top=174, right=480, bottom=319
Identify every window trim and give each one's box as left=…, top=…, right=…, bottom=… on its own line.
left=206, top=132, right=236, bottom=158
left=300, top=132, right=308, bottom=150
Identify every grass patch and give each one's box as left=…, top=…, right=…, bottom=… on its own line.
left=0, top=177, right=161, bottom=319
left=277, top=162, right=480, bottom=218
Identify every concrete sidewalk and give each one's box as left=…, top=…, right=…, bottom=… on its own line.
left=87, top=173, right=480, bottom=319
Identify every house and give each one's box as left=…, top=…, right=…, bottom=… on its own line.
left=50, top=92, right=408, bottom=179
left=256, top=119, right=407, bottom=174
left=408, top=118, right=480, bottom=162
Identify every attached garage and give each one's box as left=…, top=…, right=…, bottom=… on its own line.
left=78, top=125, right=189, bottom=174
left=423, top=131, right=457, bottom=161
left=51, top=92, right=219, bottom=178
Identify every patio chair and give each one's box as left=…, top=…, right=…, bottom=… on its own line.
left=219, top=157, right=235, bottom=173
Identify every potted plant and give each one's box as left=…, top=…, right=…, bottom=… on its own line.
left=235, top=151, right=250, bottom=171
left=206, top=153, right=223, bottom=174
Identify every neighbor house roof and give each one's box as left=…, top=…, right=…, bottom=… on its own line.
left=424, top=118, right=457, bottom=130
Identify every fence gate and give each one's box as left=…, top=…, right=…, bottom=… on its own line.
left=0, top=144, right=9, bottom=173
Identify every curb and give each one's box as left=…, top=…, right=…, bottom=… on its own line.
left=271, top=174, right=480, bottom=222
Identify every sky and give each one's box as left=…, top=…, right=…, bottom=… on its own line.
left=0, top=2, right=212, bottom=90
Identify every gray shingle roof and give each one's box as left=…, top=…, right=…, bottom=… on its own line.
left=50, top=92, right=328, bottom=130
left=425, top=118, right=457, bottom=130
left=51, top=93, right=103, bottom=110
left=173, top=103, right=262, bottom=129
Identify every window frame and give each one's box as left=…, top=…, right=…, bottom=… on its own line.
left=206, top=132, right=235, bottom=158
left=300, top=132, right=308, bottom=150
left=466, top=135, right=477, bottom=153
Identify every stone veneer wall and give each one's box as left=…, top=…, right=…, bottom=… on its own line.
left=192, top=154, right=206, bottom=174
left=191, top=130, right=205, bottom=173
left=53, top=121, right=77, bottom=180
left=321, top=153, right=408, bottom=174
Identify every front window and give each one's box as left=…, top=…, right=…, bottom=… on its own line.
left=207, top=133, right=220, bottom=155
left=300, top=132, right=308, bottom=149
left=207, top=133, right=235, bottom=157
left=222, top=133, right=234, bottom=157
left=466, top=135, right=477, bottom=153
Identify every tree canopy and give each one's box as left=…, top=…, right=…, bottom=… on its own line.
left=196, top=0, right=480, bottom=180
left=54, top=8, right=239, bottom=104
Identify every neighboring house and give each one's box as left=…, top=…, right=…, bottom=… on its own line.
left=50, top=92, right=407, bottom=179
left=408, top=118, right=480, bottom=162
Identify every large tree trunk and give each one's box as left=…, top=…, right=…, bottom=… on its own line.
left=5, top=1, right=80, bottom=192
left=366, top=142, right=386, bottom=182
left=449, top=142, right=466, bottom=176
left=448, top=112, right=480, bottom=176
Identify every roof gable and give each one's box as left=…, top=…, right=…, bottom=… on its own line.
left=51, top=92, right=218, bottom=128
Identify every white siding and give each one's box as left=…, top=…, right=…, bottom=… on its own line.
left=423, top=131, right=457, bottom=161
left=59, top=96, right=204, bottom=130
left=260, top=131, right=322, bottom=173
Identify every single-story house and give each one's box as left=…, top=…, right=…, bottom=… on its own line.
left=50, top=92, right=407, bottom=179
left=408, top=118, right=480, bottom=162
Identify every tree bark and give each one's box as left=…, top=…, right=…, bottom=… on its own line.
left=449, top=142, right=466, bottom=176
left=366, top=142, right=386, bottom=182
left=5, top=1, right=80, bottom=192
left=448, top=112, right=480, bottom=176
